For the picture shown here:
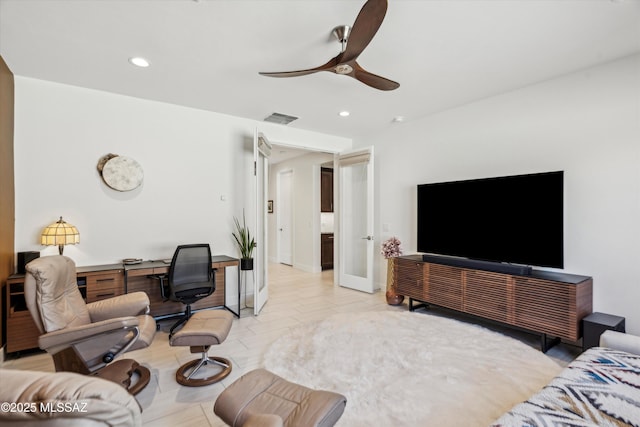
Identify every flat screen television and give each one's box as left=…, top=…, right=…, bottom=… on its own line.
left=417, top=171, right=563, bottom=269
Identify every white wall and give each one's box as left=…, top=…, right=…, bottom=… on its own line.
left=268, top=152, right=334, bottom=272
left=358, top=54, right=640, bottom=334
left=13, top=77, right=351, bottom=268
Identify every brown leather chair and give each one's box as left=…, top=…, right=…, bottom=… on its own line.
left=24, top=255, right=156, bottom=394
left=0, top=368, right=142, bottom=427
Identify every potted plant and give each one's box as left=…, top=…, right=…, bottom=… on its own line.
left=381, top=236, right=404, bottom=305
left=232, top=211, right=257, bottom=270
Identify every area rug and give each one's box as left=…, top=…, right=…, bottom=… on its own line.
left=262, top=311, right=563, bottom=427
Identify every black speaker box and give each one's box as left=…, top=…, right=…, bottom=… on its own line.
left=421, top=254, right=533, bottom=276
left=18, top=251, right=40, bottom=274
left=582, top=312, right=626, bottom=351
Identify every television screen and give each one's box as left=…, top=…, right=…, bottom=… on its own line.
left=417, top=171, right=563, bottom=268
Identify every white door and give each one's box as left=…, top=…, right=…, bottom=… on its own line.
left=338, top=147, right=375, bottom=293
left=277, top=169, right=293, bottom=265
left=254, top=131, right=271, bottom=315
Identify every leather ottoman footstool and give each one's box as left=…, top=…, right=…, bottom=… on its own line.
left=169, top=309, right=233, bottom=386
left=214, top=368, right=346, bottom=427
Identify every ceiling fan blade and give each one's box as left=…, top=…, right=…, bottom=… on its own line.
left=341, top=0, right=388, bottom=63
left=352, top=62, right=399, bottom=91
left=258, top=1, right=399, bottom=91
left=259, top=57, right=338, bottom=78
left=259, top=70, right=321, bottom=78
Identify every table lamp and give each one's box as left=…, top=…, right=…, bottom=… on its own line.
left=41, top=216, right=80, bottom=255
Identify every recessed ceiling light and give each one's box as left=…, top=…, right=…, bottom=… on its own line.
left=339, top=111, right=350, bottom=117
left=128, top=57, right=150, bottom=68
left=392, top=116, right=405, bottom=123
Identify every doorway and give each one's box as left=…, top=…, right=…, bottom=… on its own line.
left=268, top=145, right=335, bottom=273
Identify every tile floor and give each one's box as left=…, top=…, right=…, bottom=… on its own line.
left=2, top=263, right=582, bottom=426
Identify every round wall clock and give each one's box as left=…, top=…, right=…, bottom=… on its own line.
left=97, top=154, right=144, bottom=192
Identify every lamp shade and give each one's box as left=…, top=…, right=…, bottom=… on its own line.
left=41, top=216, right=80, bottom=254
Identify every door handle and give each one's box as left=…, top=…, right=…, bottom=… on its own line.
left=361, top=235, right=374, bottom=240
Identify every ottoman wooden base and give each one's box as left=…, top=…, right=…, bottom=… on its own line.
left=176, top=355, right=231, bottom=387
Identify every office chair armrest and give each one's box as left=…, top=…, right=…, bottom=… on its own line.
left=87, top=292, right=151, bottom=322
left=39, top=317, right=139, bottom=352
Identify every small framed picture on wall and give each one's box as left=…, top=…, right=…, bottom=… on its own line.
left=267, top=200, right=274, bottom=213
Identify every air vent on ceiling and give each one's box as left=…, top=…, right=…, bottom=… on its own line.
left=264, top=112, right=298, bottom=125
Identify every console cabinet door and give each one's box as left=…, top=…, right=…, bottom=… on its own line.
left=512, top=277, right=588, bottom=341
left=426, top=264, right=463, bottom=311
left=464, top=270, right=511, bottom=324
left=395, top=257, right=425, bottom=300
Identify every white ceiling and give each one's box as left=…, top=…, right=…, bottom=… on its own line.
left=1, top=0, right=639, bottom=140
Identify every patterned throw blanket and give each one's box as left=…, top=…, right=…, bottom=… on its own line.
left=492, top=347, right=640, bottom=427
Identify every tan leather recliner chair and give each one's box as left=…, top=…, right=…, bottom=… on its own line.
left=24, top=255, right=156, bottom=394
left=0, top=368, right=142, bottom=427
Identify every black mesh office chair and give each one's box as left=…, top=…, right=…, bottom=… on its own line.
left=161, top=244, right=215, bottom=337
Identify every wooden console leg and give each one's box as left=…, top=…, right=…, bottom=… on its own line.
left=409, top=298, right=428, bottom=312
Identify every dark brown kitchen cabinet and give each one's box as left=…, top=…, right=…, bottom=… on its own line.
left=321, top=233, right=334, bottom=270
left=321, top=167, right=334, bottom=212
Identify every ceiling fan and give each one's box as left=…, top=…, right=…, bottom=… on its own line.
left=259, top=0, right=399, bottom=91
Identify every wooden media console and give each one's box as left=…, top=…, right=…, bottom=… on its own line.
left=395, top=255, right=593, bottom=351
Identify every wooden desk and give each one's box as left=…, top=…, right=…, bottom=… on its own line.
left=124, top=256, right=241, bottom=318
left=4, top=256, right=240, bottom=354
